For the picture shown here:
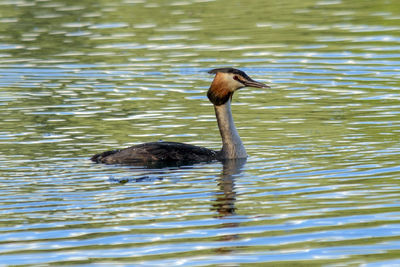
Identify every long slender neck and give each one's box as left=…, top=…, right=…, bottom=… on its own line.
left=214, top=99, right=247, bottom=159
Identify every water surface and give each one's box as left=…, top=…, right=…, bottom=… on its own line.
left=0, top=0, right=400, bottom=265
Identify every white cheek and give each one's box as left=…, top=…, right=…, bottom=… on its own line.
left=234, top=80, right=244, bottom=89
left=226, top=76, right=244, bottom=91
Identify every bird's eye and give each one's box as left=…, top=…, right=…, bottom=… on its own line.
left=233, top=75, right=244, bottom=84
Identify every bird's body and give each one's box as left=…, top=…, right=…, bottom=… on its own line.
left=91, top=141, right=217, bottom=166
left=91, top=68, right=269, bottom=166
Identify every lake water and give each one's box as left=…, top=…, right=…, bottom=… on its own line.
left=1, top=0, right=399, bottom=265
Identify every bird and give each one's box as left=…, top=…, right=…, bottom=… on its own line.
left=91, top=68, right=269, bottom=166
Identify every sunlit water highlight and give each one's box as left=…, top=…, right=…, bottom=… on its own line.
left=0, top=0, right=399, bottom=265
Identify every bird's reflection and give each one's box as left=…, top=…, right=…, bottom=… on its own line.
left=212, top=158, right=246, bottom=217
left=107, top=158, right=247, bottom=253
left=211, top=158, right=247, bottom=253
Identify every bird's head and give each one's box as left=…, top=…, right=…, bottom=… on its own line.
left=207, top=68, right=269, bottom=105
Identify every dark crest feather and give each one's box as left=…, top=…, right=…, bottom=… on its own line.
left=208, top=68, right=251, bottom=80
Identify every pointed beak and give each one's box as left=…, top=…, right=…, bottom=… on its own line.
left=243, top=78, right=270, bottom=89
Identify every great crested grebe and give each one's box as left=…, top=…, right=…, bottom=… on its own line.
left=91, top=68, right=269, bottom=166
